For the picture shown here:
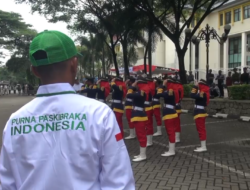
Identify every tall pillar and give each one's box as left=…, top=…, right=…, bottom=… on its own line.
left=192, top=43, right=195, bottom=74
left=223, top=39, right=229, bottom=74
left=241, top=32, right=247, bottom=72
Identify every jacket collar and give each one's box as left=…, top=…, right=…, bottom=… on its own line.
left=36, top=83, right=76, bottom=97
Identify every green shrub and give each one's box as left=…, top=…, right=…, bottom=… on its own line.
left=228, top=85, right=250, bottom=100
left=183, top=84, right=193, bottom=98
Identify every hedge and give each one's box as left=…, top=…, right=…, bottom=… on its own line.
left=228, top=85, right=250, bottom=100
left=183, top=84, right=193, bottom=98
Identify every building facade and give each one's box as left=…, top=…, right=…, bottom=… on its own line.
left=135, top=0, right=250, bottom=79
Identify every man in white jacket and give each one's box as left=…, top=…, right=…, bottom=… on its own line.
left=0, top=30, right=135, bottom=190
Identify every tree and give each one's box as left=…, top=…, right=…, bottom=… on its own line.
left=72, top=0, right=146, bottom=77
left=15, top=0, right=146, bottom=77
left=14, top=0, right=122, bottom=76
left=0, top=66, right=28, bottom=85
left=0, top=10, right=36, bottom=54
left=0, top=9, right=38, bottom=85
left=143, top=20, right=163, bottom=75
left=123, top=0, right=230, bottom=83
left=70, top=14, right=121, bottom=77
left=77, top=34, right=104, bottom=77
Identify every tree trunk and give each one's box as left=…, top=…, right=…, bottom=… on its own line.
left=121, top=39, right=130, bottom=78
left=92, top=55, right=95, bottom=77
left=148, top=22, right=153, bottom=77
left=102, top=45, right=106, bottom=77
left=176, top=50, right=187, bottom=84
left=143, top=43, right=149, bottom=74
left=111, top=45, right=119, bottom=76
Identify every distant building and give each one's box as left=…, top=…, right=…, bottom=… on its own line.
left=135, top=0, right=250, bottom=79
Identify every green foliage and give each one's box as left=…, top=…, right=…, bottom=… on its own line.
left=183, top=84, right=193, bottom=98
left=0, top=10, right=37, bottom=54
left=0, top=66, right=27, bottom=85
left=0, top=9, right=37, bottom=85
left=15, top=0, right=147, bottom=77
left=77, top=34, right=107, bottom=77
left=228, top=85, right=250, bottom=100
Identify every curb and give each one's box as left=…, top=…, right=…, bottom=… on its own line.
left=238, top=116, right=250, bottom=122
left=181, top=110, right=250, bottom=123
left=208, top=113, right=250, bottom=122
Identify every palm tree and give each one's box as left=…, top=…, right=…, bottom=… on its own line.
left=78, top=34, right=102, bottom=77
left=143, top=22, right=163, bottom=75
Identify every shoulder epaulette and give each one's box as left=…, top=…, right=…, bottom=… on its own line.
left=200, top=92, right=204, bottom=98
left=168, top=89, right=173, bottom=96
left=191, top=88, right=197, bottom=93
left=127, top=89, right=133, bottom=94
left=157, top=88, right=163, bottom=94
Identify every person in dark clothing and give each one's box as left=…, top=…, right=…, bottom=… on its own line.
left=22, top=85, right=25, bottom=95
left=187, top=71, right=194, bottom=84
left=226, top=72, right=233, bottom=98
left=174, top=72, right=179, bottom=80
left=156, top=79, right=178, bottom=157
left=232, top=68, right=240, bottom=84
left=127, top=80, right=147, bottom=162
left=190, top=79, right=210, bottom=152
left=80, top=78, right=98, bottom=99
left=210, top=83, right=220, bottom=98
left=226, top=72, right=233, bottom=87
left=185, top=70, right=188, bottom=82
left=207, top=69, right=214, bottom=86
left=96, top=78, right=110, bottom=103
left=216, top=70, right=225, bottom=98
left=240, top=67, right=249, bottom=84
left=110, top=77, right=126, bottom=138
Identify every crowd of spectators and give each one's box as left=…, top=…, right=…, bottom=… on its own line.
left=207, top=67, right=249, bottom=98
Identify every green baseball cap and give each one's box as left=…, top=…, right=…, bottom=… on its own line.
left=29, top=30, right=78, bottom=67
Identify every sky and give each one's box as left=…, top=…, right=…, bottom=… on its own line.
left=0, top=0, right=71, bottom=64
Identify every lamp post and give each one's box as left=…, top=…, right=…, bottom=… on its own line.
left=191, top=24, right=231, bottom=82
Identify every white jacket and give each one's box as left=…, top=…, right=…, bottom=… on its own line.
left=0, top=83, right=135, bottom=190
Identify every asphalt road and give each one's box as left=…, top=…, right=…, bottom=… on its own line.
left=1, top=95, right=250, bottom=190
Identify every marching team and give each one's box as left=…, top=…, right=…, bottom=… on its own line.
left=79, top=76, right=210, bottom=162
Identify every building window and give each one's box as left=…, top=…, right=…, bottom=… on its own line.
left=244, top=5, right=250, bottom=19
left=234, top=8, right=241, bottom=22
left=228, top=37, right=241, bottom=68
left=225, top=11, right=231, bottom=24
left=247, top=34, right=250, bottom=66
left=220, top=14, right=223, bottom=26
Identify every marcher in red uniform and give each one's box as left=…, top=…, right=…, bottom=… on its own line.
left=152, top=78, right=163, bottom=136
left=143, top=78, right=154, bottom=147
left=157, top=79, right=178, bottom=156
left=127, top=80, right=148, bottom=162
left=96, top=78, right=111, bottom=103
left=111, top=77, right=126, bottom=138
left=190, top=79, right=210, bottom=152
left=124, top=77, right=136, bottom=139
left=167, top=79, right=180, bottom=144
left=174, top=80, right=184, bottom=142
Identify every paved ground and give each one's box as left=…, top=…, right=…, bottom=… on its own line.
left=1, top=95, right=250, bottom=190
